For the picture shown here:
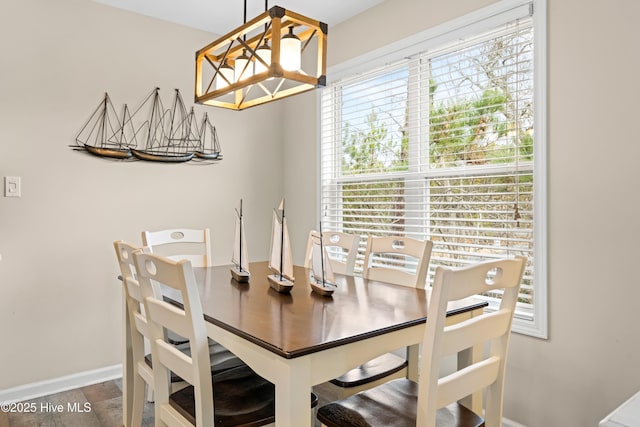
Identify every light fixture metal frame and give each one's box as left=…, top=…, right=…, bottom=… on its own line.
left=195, top=6, right=327, bottom=111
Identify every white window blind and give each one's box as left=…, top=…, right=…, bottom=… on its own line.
left=320, top=1, right=545, bottom=335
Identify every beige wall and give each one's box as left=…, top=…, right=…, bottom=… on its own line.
left=283, top=90, right=319, bottom=264
left=3, top=0, right=640, bottom=426
left=285, top=0, right=640, bottom=426
left=0, top=0, right=285, bottom=389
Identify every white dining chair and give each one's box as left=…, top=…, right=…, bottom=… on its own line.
left=327, top=235, right=434, bottom=398
left=363, top=235, right=433, bottom=288
left=142, top=228, right=212, bottom=345
left=132, top=250, right=319, bottom=427
left=114, top=241, right=243, bottom=426
left=304, top=230, right=359, bottom=275
left=142, top=228, right=212, bottom=268
left=317, top=255, right=527, bottom=427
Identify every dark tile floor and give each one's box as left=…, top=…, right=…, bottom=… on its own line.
left=1, top=379, right=337, bottom=426
left=0, top=378, right=153, bottom=427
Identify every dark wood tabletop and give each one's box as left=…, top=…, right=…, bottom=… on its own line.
left=169, top=261, right=487, bottom=359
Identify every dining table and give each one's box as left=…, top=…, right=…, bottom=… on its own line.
left=121, top=261, right=488, bottom=427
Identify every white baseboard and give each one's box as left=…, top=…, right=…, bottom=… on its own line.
left=503, top=417, right=528, bottom=427
left=0, top=364, right=122, bottom=403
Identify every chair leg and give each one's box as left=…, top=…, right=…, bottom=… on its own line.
left=131, top=374, right=146, bottom=427
left=146, top=383, right=154, bottom=402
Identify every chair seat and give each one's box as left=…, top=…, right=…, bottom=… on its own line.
left=317, top=378, right=485, bottom=427
left=170, top=365, right=318, bottom=426
left=145, top=341, right=244, bottom=382
left=167, top=330, right=188, bottom=345
left=329, top=353, right=408, bottom=388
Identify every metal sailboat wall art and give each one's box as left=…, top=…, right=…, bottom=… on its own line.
left=131, top=88, right=197, bottom=162
left=309, top=222, right=337, bottom=296
left=73, top=88, right=223, bottom=164
left=267, top=199, right=295, bottom=293
left=231, top=199, right=250, bottom=283
left=74, top=93, right=135, bottom=159
left=196, top=112, right=222, bottom=160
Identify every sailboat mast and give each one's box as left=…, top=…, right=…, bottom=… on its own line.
left=146, top=89, right=158, bottom=148
left=100, top=94, right=108, bottom=148
left=118, top=104, right=128, bottom=147
left=169, top=89, right=178, bottom=145
left=239, top=199, right=244, bottom=272
left=279, top=199, right=285, bottom=281
left=319, top=221, right=325, bottom=284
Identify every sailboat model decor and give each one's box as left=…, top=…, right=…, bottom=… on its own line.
left=230, top=199, right=250, bottom=282
left=267, top=199, right=295, bottom=293
left=309, top=223, right=337, bottom=296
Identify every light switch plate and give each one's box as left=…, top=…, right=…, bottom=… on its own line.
left=5, top=176, right=21, bottom=197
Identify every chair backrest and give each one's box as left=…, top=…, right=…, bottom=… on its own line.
left=416, top=256, right=527, bottom=427
left=141, top=228, right=212, bottom=267
left=362, top=235, right=433, bottom=288
left=113, top=241, right=156, bottom=381
left=304, top=230, right=359, bottom=275
left=133, top=251, right=215, bottom=426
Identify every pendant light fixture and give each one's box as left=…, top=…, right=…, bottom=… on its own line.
left=235, top=49, right=254, bottom=82
left=280, top=26, right=301, bottom=71
left=216, top=60, right=234, bottom=89
left=254, top=39, right=272, bottom=74
left=195, top=1, right=327, bottom=111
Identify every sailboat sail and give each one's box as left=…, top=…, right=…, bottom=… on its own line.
left=232, top=207, right=249, bottom=273
left=268, top=210, right=280, bottom=273
left=180, top=107, right=202, bottom=152
left=230, top=199, right=250, bottom=282
left=268, top=210, right=294, bottom=281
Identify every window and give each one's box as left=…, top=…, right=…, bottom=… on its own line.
left=320, top=0, right=547, bottom=337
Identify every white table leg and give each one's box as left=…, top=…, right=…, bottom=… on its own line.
left=406, top=343, right=420, bottom=381
left=274, top=356, right=313, bottom=427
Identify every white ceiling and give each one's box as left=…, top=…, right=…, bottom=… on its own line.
left=93, top=0, right=385, bottom=34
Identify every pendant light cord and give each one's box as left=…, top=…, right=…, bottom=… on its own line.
left=243, top=0, right=247, bottom=41
left=264, top=0, right=268, bottom=32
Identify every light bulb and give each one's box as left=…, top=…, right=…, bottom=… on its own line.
left=216, top=61, right=234, bottom=90
left=255, top=39, right=271, bottom=74
left=235, top=49, right=253, bottom=82
left=281, top=26, right=301, bottom=71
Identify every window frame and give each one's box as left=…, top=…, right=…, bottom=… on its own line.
left=318, top=0, right=547, bottom=338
